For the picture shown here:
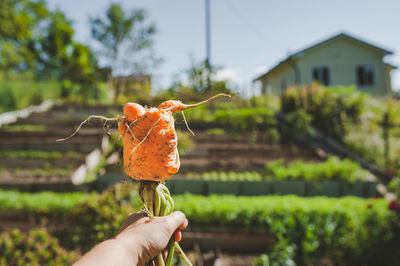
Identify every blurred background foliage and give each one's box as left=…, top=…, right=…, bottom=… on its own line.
left=2, top=1, right=400, bottom=265
left=0, top=0, right=107, bottom=111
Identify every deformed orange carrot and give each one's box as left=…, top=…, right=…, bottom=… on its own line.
left=118, top=93, right=234, bottom=181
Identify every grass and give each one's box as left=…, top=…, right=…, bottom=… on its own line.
left=0, top=72, right=61, bottom=113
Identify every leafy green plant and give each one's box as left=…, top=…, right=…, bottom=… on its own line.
left=265, top=157, right=368, bottom=182
left=0, top=185, right=398, bottom=265
left=0, top=228, right=78, bottom=265
left=56, top=182, right=140, bottom=252
left=343, top=99, right=400, bottom=171
left=281, top=85, right=366, bottom=141
left=206, top=128, right=225, bottom=135
left=0, top=72, right=62, bottom=113
left=388, top=177, right=400, bottom=199
left=0, top=190, right=88, bottom=216
left=0, top=124, right=46, bottom=132
left=214, top=108, right=275, bottom=132
left=187, top=157, right=369, bottom=182
left=180, top=104, right=214, bottom=123
left=280, top=109, right=313, bottom=141
left=174, top=194, right=391, bottom=266
left=186, top=171, right=263, bottom=181
left=182, top=105, right=280, bottom=142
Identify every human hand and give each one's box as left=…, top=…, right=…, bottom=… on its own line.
left=118, top=210, right=188, bottom=265
left=74, top=211, right=188, bottom=266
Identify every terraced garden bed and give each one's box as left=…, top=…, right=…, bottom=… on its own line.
left=0, top=104, right=116, bottom=190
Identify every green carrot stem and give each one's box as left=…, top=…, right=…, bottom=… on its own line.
left=174, top=242, right=192, bottom=266
left=165, top=237, right=175, bottom=266
left=157, top=253, right=165, bottom=266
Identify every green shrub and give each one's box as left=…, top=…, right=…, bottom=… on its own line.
left=281, top=85, right=366, bottom=141
left=1, top=185, right=398, bottom=265
left=280, top=109, right=313, bottom=141
left=177, top=100, right=317, bottom=143
left=214, top=107, right=277, bottom=133
left=174, top=194, right=393, bottom=266
left=0, top=72, right=62, bottom=113
left=56, top=182, right=140, bottom=252
left=0, top=228, right=78, bottom=265
left=343, top=100, right=400, bottom=171
left=181, top=104, right=214, bottom=123
left=206, top=128, right=225, bottom=135
left=182, top=105, right=280, bottom=142
left=0, top=124, right=46, bottom=132
left=265, top=157, right=368, bottom=182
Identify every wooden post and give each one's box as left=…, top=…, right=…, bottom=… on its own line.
left=382, top=112, right=390, bottom=168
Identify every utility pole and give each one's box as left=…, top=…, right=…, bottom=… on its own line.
left=205, top=0, right=211, bottom=92
left=205, top=0, right=211, bottom=67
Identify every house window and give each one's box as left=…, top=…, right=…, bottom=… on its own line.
left=312, top=66, right=330, bottom=85
left=356, top=65, right=374, bottom=86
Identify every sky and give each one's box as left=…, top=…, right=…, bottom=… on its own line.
left=47, top=0, right=400, bottom=96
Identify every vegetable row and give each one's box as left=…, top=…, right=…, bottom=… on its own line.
left=0, top=184, right=398, bottom=266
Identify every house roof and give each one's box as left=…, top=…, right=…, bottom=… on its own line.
left=254, top=32, right=394, bottom=82
left=385, top=62, right=398, bottom=70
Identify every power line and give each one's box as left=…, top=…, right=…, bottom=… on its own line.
left=223, top=0, right=265, bottom=41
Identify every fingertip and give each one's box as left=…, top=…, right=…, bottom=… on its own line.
left=172, top=211, right=188, bottom=229
left=181, top=218, right=189, bottom=230
left=165, top=211, right=188, bottom=232
left=174, top=230, right=182, bottom=242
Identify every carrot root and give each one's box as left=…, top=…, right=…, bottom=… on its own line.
left=174, top=242, right=192, bottom=266
left=181, top=92, right=238, bottom=110
left=181, top=111, right=195, bottom=136
left=56, top=114, right=123, bottom=142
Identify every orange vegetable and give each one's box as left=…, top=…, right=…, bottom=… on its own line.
left=118, top=94, right=233, bottom=181
left=118, top=101, right=181, bottom=181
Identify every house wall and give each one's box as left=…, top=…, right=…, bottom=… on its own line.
left=259, top=63, right=296, bottom=95
left=296, top=37, right=390, bottom=95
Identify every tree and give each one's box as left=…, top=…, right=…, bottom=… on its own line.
left=90, top=3, right=157, bottom=100
left=37, top=11, right=74, bottom=73
left=168, top=59, right=232, bottom=100
left=0, top=0, right=104, bottom=103
left=0, top=0, right=48, bottom=71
